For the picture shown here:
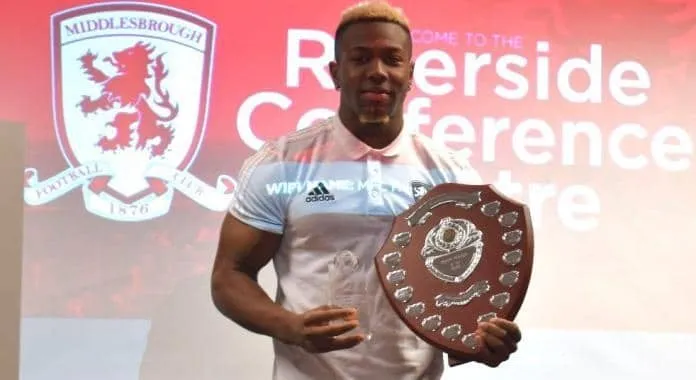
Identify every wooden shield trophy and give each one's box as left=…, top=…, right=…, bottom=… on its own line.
left=374, top=183, right=534, bottom=363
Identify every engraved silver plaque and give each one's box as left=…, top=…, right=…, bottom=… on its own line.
left=416, top=212, right=432, bottom=226
left=498, top=211, right=518, bottom=227
left=441, top=324, right=463, bottom=340
left=405, top=302, right=426, bottom=318
left=503, top=249, right=523, bottom=266
left=393, top=232, right=411, bottom=248
left=421, top=217, right=484, bottom=284
left=499, top=271, right=520, bottom=287
left=386, top=269, right=406, bottom=285
left=490, top=292, right=511, bottom=309
left=394, top=286, right=414, bottom=303
left=462, top=333, right=479, bottom=350
left=434, top=280, right=490, bottom=308
left=421, top=315, right=442, bottom=331
left=477, top=312, right=497, bottom=323
left=481, top=201, right=501, bottom=216
left=405, top=191, right=484, bottom=226
left=382, top=251, right=402, bottom=269
left=502, top=230, right=523, bottom=246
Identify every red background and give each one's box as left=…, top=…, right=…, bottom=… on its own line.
left=1, top=0, right=695, bottom=322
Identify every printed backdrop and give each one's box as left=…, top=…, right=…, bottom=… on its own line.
left=1, top=0, right=695, bottom=379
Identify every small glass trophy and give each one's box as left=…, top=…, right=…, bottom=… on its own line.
left=328, top=250, right=372, bottom=341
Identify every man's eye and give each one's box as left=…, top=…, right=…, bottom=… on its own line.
left=386, top=56, right=403, bottom=65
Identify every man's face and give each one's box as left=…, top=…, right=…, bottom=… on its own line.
left=330, top=21, right=413, bottom=125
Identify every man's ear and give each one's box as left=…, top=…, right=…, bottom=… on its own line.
left=408, top=61, right=414, bottom=90
left=329, top=61, right=340, bottom=90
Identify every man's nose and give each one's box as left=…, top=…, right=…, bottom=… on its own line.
left=366, top=59, right=387, bottom=82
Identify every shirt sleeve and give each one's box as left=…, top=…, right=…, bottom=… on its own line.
left=228, top=143, right=287, bottom=235
left=449, top=149, right=484, bottom=185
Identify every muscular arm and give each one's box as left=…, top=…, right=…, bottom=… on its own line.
left=210, top=213, right=297, bottom=344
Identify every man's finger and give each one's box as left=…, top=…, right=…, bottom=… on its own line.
left=474, top=335, right=501, bottom=368
left=479, top=321, right=516, bottom=352
left=304, top=307, right=357, bottom=325
left=320, top=334, right=365, bottom=352
left=305, top=320, right=359, bottom=337
left=491, top=318, right=522, bottom=342
left=503, top=340, right=518, bottom=353
left=479, top=322, right=508, bottom=340
left=481, top=331, right=507, bottom=353
left=484, top=319, right=520, bottom=354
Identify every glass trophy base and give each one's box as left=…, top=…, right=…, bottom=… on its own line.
left=331, top=293, right=373, bottom=341
left=328, top=250, right=373, bottom=342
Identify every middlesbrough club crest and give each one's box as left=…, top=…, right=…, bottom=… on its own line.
left=24, top=2, right=236, bottom=221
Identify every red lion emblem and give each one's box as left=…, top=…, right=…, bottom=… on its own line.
left=77, top=42, right=179, bottom=157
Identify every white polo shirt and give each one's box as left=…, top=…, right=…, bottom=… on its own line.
left=229, top=115, right=482, bottom=380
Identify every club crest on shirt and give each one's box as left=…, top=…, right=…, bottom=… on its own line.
left=411, top=181, right=432, bottom=202
left=23, top=2, right=236, bottom=222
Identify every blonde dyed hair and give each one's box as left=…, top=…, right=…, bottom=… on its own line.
left=337, top=1, right=411, bottom=32
left=334, top=1, right=412, bottom=59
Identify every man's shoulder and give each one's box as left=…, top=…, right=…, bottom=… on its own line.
left=409, top=131, right=474, bottom=168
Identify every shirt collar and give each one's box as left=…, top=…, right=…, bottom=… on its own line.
left=331, top=116, right=410, bottom=160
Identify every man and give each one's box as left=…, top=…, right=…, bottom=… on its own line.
left=211, top=1, right=522, bottom=379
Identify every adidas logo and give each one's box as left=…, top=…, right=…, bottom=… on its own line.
left=305, top=182, right=335, bottom=202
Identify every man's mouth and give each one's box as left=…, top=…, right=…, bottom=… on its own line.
left=360, top=89, right=391, bottom=103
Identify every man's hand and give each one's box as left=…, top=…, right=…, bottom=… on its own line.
left=287, top=305, right=366, bottom=353
left=472, top=318, right=522, bottom=367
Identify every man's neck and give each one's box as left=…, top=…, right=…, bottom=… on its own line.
left=338, top=108, right=403, bottom=150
